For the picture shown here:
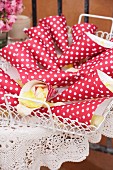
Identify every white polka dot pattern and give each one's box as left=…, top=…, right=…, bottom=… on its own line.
left=1, top=15, right=113, bottom=124
left=0, top=87, right=7, bottom=105
left=37, top=98, right=106, bottom=125
left=16, top=67, right=80, bottom=87
left=24, top=21, right=57, bottom=60
left=56, top=32, right=105, bottom=68
left=79, top=49, right=113, bottom=76
left=51, top=70, right=113, bottom=102
left=25, top=37, right=59, bottom=71
left=0, top=41, right=39, bottom=68
left=72, top=23, right=97, bottom=41
left=44, top=15, right=69, bottom=52
left=0, top=69, right=21, bottom=95
left=0, top=87, right=18, bottom=106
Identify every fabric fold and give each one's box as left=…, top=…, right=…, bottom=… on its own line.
left=0, top=41, right=39, bottom=68
left=24, top=21, right=57, bottom=60
left=25, top=37, right=60, bottom=70
left=43, top=15, right=69, bottom=52
left=51, top=70, right=113, bottom=102
left=16, top=67, right=80, bottom=87
left=56, top=32, right=109, bottom=68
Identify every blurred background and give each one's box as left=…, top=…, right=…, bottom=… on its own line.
left=22, top=0, right=113, bottom=32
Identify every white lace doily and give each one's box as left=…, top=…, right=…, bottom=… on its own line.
left=0, top=115, right=113, bottom=170
left=0, top=125, right=89, bottom=170
left=101, top=111, right=113, bottom=138
left=0, top=109, right=113, bottom=170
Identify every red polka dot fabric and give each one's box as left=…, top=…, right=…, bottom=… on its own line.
left=43, top=15, right=69, bottom=52
left=0, top=87, right=18, bottom=106
left=16, top=67, right=80, bottom=87
left=51, top=70, right=113, bottom=103
left=0, top=41, right=39, bottom=68
left=1, top=14, right=113, bottom=126
left=0, top=88, right=6, bottom=104
left=78, top=50, right=107, bottom=74
left=56, top=32, right=106, bottom=68
left=79, top=49, right=113, bottom=76
left=35, top=97, right=106, bottom=125
left=72, top=23, right=97, bottom=41
left=24, top=21, right=57, bottom=60
left=0, top=69, right=21, bottom=95
left=25, top=37, right=59, bottom=71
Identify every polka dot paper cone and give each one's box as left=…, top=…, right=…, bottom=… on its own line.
left=0, top=41, right=39, bottom=68
left=93, top=69, right=113, bottom=98
left=45, top=15, right=69, bottom=52
left=79, top=49, right=113, bottom=76
left=0, top=69, right=21, bottom=95
left=78, top=50, right=107, bottom=75
left=56, top=32, right=106, bottom=68
left=96, top=69, right=113, bottom=97
left=72, top=23, right=97, bottom=41
left=37, top=97, right=106, bottom=125
left=51, top=70, right=113, bottom=102
left=24, top=22, right=57, bottom=60
left=25, top=37, right=59, bottom=70
left=16, top=67, right=80, bottom=87
left=0, top=87, right=18, bottom=106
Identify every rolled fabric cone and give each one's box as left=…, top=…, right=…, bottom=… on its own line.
left=56, top=32, right=112, bottom=68
left=16, top=67, right=80, bottom=87
left=44, top=15, right=69, bottom=52
left=72, top=23, right=97, bottom=41
left=2, top=65, right=24, bottom=87
left=32, top=97, right=106, bottom=126
left=78, top=50, right=108, bottom=74
left=25, top=37, right=59, bottom=71
left=51, top=70, right=113, bottom=102
left=24, top=22, right=57, bottom=60
left=0, top=41, right=39, bottom=68
left=78, top=48, right=113, bottom=76
left=0, top=69, right=21, bottom=95
left=97, top=69, right=113, bottom=93
left=0, top=87, right=18, bottom=106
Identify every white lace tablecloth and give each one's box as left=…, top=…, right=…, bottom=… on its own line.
left=0, top=125, right=89, bottom=170
left=0, top=110, right=113, bottom=170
